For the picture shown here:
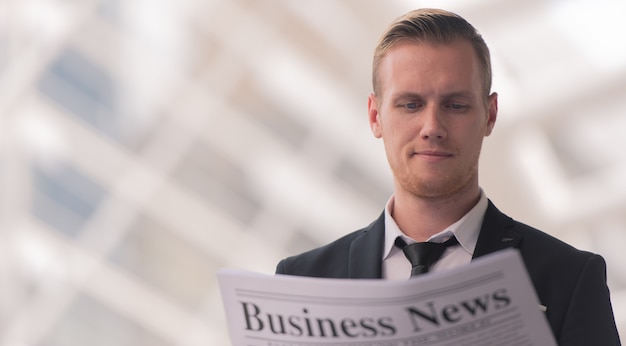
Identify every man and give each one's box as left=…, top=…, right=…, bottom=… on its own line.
left=276, top=8, right=620, bottom=345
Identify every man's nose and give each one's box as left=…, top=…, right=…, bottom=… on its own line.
left=419, top=107, right=447, bottom=140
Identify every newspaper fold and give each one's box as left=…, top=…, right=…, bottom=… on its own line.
left=218, top=249, right=556, bottom=346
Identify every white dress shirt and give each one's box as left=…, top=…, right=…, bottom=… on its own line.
left=382, top=191, right=488, bottom=279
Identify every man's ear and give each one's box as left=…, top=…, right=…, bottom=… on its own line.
left=485, top=92, right=498, bottom=136
left=368, top=93, right=383, bottom=138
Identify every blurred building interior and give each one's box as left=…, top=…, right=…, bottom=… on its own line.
left=0, top=0, right=625, bottom=344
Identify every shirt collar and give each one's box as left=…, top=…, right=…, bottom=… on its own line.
left=382, top=190, right=488, bottom=260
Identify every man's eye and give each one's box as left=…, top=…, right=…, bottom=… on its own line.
left=405, top=103, right=418, bottom=109
left=447, top=103, right=467, bottom=110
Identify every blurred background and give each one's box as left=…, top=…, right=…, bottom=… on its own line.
left=1, top=0, right=625, bottom=344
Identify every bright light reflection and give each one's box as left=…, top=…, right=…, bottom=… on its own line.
left=19, top=0, right=72, bottom=44
left=16, top=108, right=68, bottom=166
left=550, top=0, right=626, bottom=72
left=15, top=231, right=66, bottom=285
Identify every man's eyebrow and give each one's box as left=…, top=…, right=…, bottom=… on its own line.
left=391, top=91, right=476, bottom=100
left=391, top=92, right=423, bottom=100
left=441, top=91, right=475, bottom=99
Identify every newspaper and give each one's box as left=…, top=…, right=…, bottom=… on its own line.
left=218, top=249, right=556, bottom=346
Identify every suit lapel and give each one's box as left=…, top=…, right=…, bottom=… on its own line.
left=348, top=212, right=385, bottom=278
left=473, top=200, right=522, bottom=259
left=344, top=201, right=521, bottom=278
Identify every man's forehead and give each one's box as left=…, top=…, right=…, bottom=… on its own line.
left=382, top=40, right=477, bottom=67
left=376, top=40, right=483, bottom=96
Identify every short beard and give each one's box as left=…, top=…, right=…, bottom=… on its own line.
left=395, top=164, right=478, bottom=202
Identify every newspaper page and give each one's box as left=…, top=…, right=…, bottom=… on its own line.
left=218, top=249, right=556, bottom=346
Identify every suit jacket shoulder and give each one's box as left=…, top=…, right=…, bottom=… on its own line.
left=276, top=213, right=385, bottom=278
left=477, top=201, right=620, bottom=345
left=476, top=201, right=597, bottom=294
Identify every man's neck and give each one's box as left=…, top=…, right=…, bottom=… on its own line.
left=391, top=185, right=481, bottom=242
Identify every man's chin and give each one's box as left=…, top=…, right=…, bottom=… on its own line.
left=405, top=180, right=455, bottom=199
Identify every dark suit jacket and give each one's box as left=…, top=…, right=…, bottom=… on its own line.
left=276, top=201, right=621, bottom=345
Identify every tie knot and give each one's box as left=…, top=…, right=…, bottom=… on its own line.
left=395, top=236, right=458, bottom=277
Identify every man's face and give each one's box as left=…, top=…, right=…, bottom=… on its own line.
left=368, top=40, right=497, bottom=200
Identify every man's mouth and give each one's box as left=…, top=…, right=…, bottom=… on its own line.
left=411, top=150, right=454, bottom=160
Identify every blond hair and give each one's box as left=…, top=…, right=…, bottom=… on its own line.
left=372, top=8, right=492, bottom=97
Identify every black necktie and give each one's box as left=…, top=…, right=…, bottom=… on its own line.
left=395, top=236, right=459, bottom=277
